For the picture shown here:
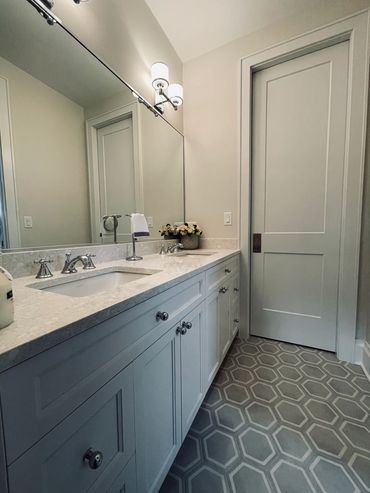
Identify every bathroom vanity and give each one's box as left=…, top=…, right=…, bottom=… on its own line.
left=0, top=250, right=240, bottom=493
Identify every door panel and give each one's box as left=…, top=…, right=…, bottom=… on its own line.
left=97, top=118, right=135, bottom=239
left=251, top=42, right=349, bottom=350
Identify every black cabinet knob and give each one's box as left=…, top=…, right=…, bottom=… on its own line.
left=234, top=288, right=239, bottom=292
left=182, top=321, right=192, bottom=330
left=176, top=326, right=187, bottom=335
left=84, top=448, right=103, bottom=470
left=225, top=268, right=231, bottom=273
left=156, top=311, right=169, bottom=321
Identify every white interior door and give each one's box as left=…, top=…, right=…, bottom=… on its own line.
left=97, top=117, right=135, bottom=240
left=251, top=42, right=349, bottom=351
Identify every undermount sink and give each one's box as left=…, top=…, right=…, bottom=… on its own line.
left=174, top=251, right=216, bottom=258
left=29, top=268, right=160, bottom=298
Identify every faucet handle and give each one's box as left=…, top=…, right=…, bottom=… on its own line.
left=84, top=253, right=96, bottom=270
left=34, top=258, right=53, bottom=279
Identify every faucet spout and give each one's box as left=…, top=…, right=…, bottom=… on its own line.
left=61, top=254, right=89, bottom=274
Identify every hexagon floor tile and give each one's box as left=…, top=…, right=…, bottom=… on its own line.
left=160, top=337, right=370, bottom=493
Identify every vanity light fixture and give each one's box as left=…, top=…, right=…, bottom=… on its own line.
left=151, top=62, right=183, bottom=114
left=73, top=0, right=89, bottom=3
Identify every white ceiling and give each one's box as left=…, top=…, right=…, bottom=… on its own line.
left=145, top=0, right=323, bottom=62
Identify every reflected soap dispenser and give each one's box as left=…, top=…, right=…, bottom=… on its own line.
left=0, top=266, right=14, bottom=329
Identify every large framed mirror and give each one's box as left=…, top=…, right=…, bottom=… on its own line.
left=0, top=0, right=184, bottom=250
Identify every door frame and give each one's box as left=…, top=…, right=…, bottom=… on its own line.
left=86, top=101, right=143, bottom=242
left=240, top=10, right=370, bottom=362
left=0, top=76, right=20, bottom=248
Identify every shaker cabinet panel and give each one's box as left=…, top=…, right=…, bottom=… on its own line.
left=134, top=326, right=181, bottom=493
left=204, top=291, right=220, bottom=390
left=219, top=282, right=231, bottom=360
left=107, top=455, right=136, bottom=493
left=180, top=303, right=204, bottom=438
left=8, top=364, right=134, bottom=493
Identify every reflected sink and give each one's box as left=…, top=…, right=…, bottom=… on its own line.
left=29, top=268, right=159, bottom=298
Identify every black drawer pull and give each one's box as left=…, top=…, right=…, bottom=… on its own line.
left=219, top=287, right=227, bottom=294
left=176, top=326, right=187, bottom=335
left=156, top=311, right=169, bottom=321
left=84, top=448, right=103, bottom=470
left=182, top=321, right=192, bottom=330
left=234, top=288, right=239, bottom=292
left=234, top=319, right=240, bottom=323
left=225, top=268, right=231, bottom=273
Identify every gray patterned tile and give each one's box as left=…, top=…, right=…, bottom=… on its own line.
left=161, top=337, right=370, bottom=493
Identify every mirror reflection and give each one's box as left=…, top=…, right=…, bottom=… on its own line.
left=0, top=0, right=184, bottom=250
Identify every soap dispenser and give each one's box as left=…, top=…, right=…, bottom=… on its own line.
left=0, top=266, right=14, bottom=329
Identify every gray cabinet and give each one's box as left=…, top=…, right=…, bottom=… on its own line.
left=134, top=325, right=182, bottom=493
left=134, top=302, right=206, bottom=493
left=180, top=303, right=204, bottom=438
left=0, top=253, right=240, bottom=493
left=8, top=364, right=134, bottom=493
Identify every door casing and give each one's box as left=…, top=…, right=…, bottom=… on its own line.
left=240, top=10, right=370, bottom=362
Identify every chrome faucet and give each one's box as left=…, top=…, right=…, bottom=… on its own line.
left=167, top=243, right=184, bottom=254
left=61, top=252, right=90, bottom=274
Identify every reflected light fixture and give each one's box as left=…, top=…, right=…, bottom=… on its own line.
left=151, top=62, right=183, bottom=114
left=73, top=0, right=89, bottom=3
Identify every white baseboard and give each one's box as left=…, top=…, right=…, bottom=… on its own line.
left=361, top=341, right=370, bottom=382
left=356, top=339, right=370, bottom=382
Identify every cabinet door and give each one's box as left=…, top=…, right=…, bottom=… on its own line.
left=204, top=290, right=220, bottom=390
left=219, top=283, right=231, bottom=360
left=8, top=365, right=134, bottom=493
left=134, top=326, right=181, bottom=493
left=180, top=303, right=204, bottom=438
left=107, top=455, right=136, bottom=493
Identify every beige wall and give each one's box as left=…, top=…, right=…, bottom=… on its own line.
left=183, top=0, right=370, bottom=340
left=53, top=0, right=183, bottom=132
left=140, top=104, right=184, bottom=237
left=0, top=56, right=90, bottom=248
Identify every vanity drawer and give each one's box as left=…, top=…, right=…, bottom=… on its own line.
left=8, top=364, right=134, bottom=493
left=0, top=272, right=204, bottom=464
left=206, top=255, right=239, bottom=293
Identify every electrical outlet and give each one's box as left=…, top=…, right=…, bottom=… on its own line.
left=147, top=216, right=153, bottom=228
left=224, top=212, right=232, bottom=226
left=24, top=216, right=33, bottom=228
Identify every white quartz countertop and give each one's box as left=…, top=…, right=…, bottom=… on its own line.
left=0, top=249, right=239, bottom=373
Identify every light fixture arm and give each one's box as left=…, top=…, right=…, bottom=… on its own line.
left=154, top=88, right=178, bottom=114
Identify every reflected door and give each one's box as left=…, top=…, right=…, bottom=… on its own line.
left=251, top=42, right=349, bottom=351
left=97, top=117, right=136, bottom=242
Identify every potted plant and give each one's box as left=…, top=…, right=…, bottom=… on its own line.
left=159, top=224, right=178, bottom=240
left=175, top=222, right=203, bottom=249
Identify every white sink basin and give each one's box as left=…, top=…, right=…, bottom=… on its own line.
left=30, top=268, right=159, bottom=298
left=174, top=251, right=216, bottom=258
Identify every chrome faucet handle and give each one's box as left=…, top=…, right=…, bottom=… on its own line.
left=84, top=253, right=96, bottom=270
left=62, top=251, right=77, bottom=274
left=34, top=258, right=53, bottom=279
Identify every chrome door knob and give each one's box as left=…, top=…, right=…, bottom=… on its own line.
left=156, top=311, right=169, bottom=321
left=84, top=448, right=103, bottom=470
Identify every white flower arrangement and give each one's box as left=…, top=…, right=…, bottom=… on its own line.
left=175, top=222, right=203, bottom=237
